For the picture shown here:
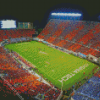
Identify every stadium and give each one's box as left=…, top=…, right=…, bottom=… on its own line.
left=0, top=2, right=100, bottom=100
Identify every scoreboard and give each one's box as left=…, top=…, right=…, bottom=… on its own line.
left=18, top=22, right=33, bottom=29
left=0, top=20, right=16, bottom=29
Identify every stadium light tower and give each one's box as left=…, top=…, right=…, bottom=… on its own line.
left=51, top=13, right=82, bottom=17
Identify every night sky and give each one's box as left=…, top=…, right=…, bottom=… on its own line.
left=0, top=0, right=100, bottom=28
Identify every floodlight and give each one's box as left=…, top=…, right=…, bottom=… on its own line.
left=51, top=13, right=82, bottom=17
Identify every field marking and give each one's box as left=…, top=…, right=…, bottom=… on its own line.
left=39, top=51, right=48, bottom=55
left=59, top=64, right=89, bottom=82
left=61, top=56, right=64, bottom=58
left=9, top=42, right=92, bottom=89
left=52, top=70, right=54, bottom=72
left=45, top=61, right=50, bottom=64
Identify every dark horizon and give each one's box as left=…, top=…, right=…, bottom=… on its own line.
left=0, top=0, right=100, bottom=28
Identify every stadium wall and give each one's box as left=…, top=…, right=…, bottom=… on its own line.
left=97, top=58, right=100, bottom=64
left=87, top=54, right=98, bottom=63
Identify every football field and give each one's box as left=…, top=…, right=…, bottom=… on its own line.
left=5, top=41, right=98, bottom=90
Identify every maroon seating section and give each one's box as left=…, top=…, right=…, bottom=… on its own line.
left=0, top=29, right=35, bottom=40
left=0, top=47, right=61, bottom=99
left=37, top=19, right=100, bottom=58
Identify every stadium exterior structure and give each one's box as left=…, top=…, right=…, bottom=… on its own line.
left=0, top=19, right=100, bottom=100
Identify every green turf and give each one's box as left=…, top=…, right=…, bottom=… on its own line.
left=5, top=41, right=99, bottom=90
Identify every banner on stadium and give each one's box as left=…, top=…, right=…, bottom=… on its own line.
left=33, top=38, right=39, bottom=41
left=42, top=41, right=48, bottom=44
left=72, top=52, right=78, bottom=56
left=78, top=53, right=86, bottom=58
left=38, top=39, right=44, bottom=41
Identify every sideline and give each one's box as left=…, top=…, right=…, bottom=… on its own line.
left=12, top=52, right=57, bottom=90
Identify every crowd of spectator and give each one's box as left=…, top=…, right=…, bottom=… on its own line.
left=0, top=46, right=61, bottom=100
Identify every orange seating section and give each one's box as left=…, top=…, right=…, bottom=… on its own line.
left=0, top=47, right=61, bottom=99
left=92, top=41, right=100, bottom=48
left=39, top=21, right=56, bottom=35
left=37, top=34, right=44, bottom=39
left=52, top=22, right=68, bottom=37
left=37, top=19, right=100, bottom=58
left=47, top=37, right=56, bottom=43
left=77, top=32, right=94, bottom=44
left=68, top=43, right=82, bottom=52
left=56, top=40, right=67, bottom=47
left=0, top=29, right=35, bottom=40
left=64, top=25, right=84, bottom=40
left=52, top=28, right=63, bottom=37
